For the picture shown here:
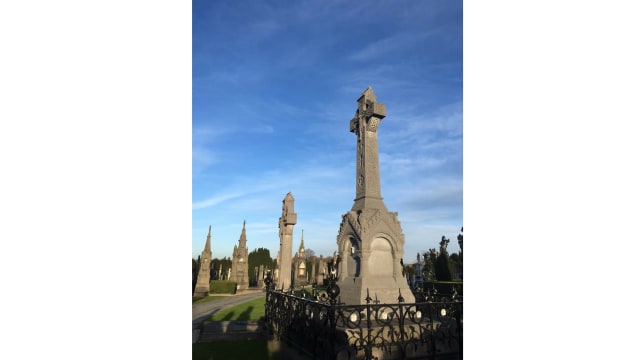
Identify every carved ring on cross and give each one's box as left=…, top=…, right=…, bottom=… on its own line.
left=368, top=117, right=379, bottom=131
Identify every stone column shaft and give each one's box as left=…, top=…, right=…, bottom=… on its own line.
left=277, top=192, right=297, bottom=290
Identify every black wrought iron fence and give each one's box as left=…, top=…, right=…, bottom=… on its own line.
left=263, top=284, right=462, bottom=359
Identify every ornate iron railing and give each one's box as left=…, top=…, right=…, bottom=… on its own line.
left=264, top=286, right=462, bottom=359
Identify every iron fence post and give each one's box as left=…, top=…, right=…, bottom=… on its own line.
left=428, top=293, right=436, bottom=360
left=264, top=271, right=273, bottom=337
left=365, top=289, right=373, bottom=360
left=326, top=258, right=340, bottom=360
left=398, top=289, right=406, bottom=359
left=456, top=300, right=463, bottom=356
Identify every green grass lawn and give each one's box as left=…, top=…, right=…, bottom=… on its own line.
left=195, top=298, right=277, bottom=359
left=193, top=295, right=225, bottom=304
left=209, top=297, right=266, bottom=322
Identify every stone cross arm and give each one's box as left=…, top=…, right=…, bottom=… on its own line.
left=350, top=87, right=387, bottom=134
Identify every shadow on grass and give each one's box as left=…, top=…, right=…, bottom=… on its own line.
left=221, top=311, right=235, bottom=321
left=219, top=305, right=254, bottom=321
left=237, top=306, right=253, bottom=321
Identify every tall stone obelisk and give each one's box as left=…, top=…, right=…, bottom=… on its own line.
left=277, top=192, right=297, bottom=290
left=193, top=225, right=213, bottom=297
left=336, top=87, right=415, bottom=304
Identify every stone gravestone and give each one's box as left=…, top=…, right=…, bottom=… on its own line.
left=193, top=225, right=213, bottom=297
left=414, top=252, right=423, bottom=291
left=231, top=221, right=250, bottom=290
left=294, top=229, right=307, bottom=287
left=310, top=256, right=316, bottom=284
left=274, top=250, right=280, bottom=284
left=336, top=87, right=415, bottom=305
left=257, top=265, right=265, bottom=288
left=316, top=255, right=325, bottom=285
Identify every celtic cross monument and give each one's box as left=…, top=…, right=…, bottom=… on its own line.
left=336, top=87, right=415, bottom=304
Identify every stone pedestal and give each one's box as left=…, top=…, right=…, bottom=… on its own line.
left=336, top=209, right=414, bottom=304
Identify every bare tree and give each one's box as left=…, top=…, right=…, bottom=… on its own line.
left=304, top=248, right=316, bottom=259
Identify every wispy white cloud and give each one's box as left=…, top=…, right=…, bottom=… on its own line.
left=348, top=31, right=436, bottom=62
left=192, top=192, right=243, bottom=210
left=192, top=122, right=276, bottom=177
left=379, top=152, right=446, bottom=176
left=192, top=146, right=220, bottom=172
left=250, top=18, right=286, bottom=40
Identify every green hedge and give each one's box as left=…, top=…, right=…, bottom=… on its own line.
left=209, top=280, right=237, bottom=294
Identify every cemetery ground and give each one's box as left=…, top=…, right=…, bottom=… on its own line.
left=192, top=295, right=224, bottom=304
left=193, top=339, right=278, bottom=360
left=191, top=296, right=278, bottom=360
left=193, top=288, right=315, bottom=360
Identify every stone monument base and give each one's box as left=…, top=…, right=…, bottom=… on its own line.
left=193, top=285, right=209, bottom=297
left=337, top=276, right=415, bottom=305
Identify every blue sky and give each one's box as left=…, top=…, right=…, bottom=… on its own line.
left=192, top=0, right=463, bottom=262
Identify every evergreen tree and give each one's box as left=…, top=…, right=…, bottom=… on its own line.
left=435, top=236, right=452, bottom=281
left=210, top=257, right=232, bottom=280
left=422, top=249, right=438, bottom=281
left=449, top=253, right=462, bottom=280
left=248, top=247, right=274, bottom=286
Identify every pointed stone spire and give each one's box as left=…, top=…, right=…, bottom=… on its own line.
left=298, top=229, right=305, bottom=257
left=239, top=220, right=247, bottom=247
left=204, top=225, right=212, bottom=252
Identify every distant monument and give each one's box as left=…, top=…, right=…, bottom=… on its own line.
left=193, top=225, right=213, bottom=297
left=274, top=250, right=281, bottom=284
left=277, top=192, right=297, bottom=290
left=293, top=229, right=308, bottom=287
left=316, top=255, right=326, bottom=285
left=413, top=252, right=424, bottom=291
left=230, top=221, right=250, bottom=290
left=310, top=257, right=316, bottom=284
left=256, top=265, right=265, bottom=288
left=336, top=87, right=415, bottom=304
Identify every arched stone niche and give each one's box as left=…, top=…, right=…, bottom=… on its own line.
left=298, top=261, right=306, bottom=276
left=344, top=236, right=360, bottom=277
left=368, top=237, right=394, bottom=276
